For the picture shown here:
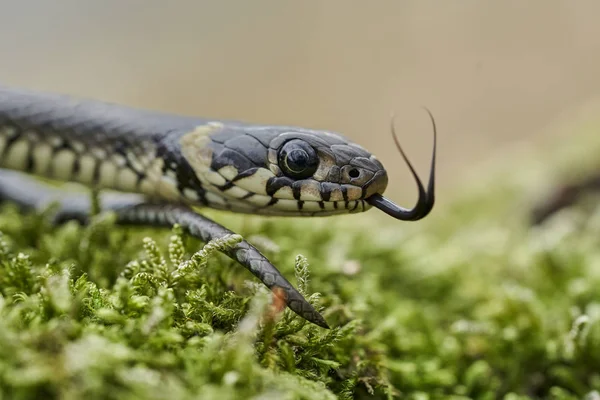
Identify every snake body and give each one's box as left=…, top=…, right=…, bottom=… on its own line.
left=0, top=85, right=437, bottom=328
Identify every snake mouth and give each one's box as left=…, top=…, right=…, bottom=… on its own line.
left=366, top=107, right=437, bottom=222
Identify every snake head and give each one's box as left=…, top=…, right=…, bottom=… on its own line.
left=179, top=111, right=436, bottom=221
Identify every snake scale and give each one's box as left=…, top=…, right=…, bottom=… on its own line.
left=0, top=85, right=437, bottom=328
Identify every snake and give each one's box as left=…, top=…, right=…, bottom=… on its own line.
left=0, top=85, right=437, bottom=329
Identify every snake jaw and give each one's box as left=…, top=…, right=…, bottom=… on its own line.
left=365, top=107, right=437, bottom=222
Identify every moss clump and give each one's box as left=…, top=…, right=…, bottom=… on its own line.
left=1, top=123, right=600, bottom=399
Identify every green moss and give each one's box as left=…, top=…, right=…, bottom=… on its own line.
left=1, top=123, right=600, bottom=399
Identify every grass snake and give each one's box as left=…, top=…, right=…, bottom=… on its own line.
left=0, top=86, right=437, bottom=328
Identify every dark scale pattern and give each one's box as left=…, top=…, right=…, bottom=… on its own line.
left=25, top=149, right=34, bottom=172
left=341, top=186, right=349, bottom=202
left=319, top=182, right=338, bottom=202
left=231, top=167, right=260, bottom=183
left=220, top=134, right=266, bottom=167
left=266, top=176, right=295, bottom=197
left=155, top=137, right=208, bottom=205
left=209, top=138, right=263, bottom=174
left=291, top=181, right=303, bottom=200
left=1, top=126, right=21, bottom=158
left=207, top=129, right=275, bottom=198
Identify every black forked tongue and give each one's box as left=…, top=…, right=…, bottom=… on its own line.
left=366, top=107, right=437, bottom=221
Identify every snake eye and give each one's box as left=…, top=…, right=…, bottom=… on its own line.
left=278, top=139, right=319, bottom=179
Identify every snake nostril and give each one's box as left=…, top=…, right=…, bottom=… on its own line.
left=348, top=168, right=360, bottom=179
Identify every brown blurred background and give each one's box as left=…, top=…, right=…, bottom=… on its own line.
left=2, top=0, right=600, bottom=205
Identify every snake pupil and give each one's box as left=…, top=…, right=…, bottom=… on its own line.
left=278, top=139, right=319, bottom=179
left=348, top=168, right=360, bottom=178
left=287, top=149, right=309, bottom=172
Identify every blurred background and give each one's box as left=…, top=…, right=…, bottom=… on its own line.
left=2, top=0, right=600, bottom=206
